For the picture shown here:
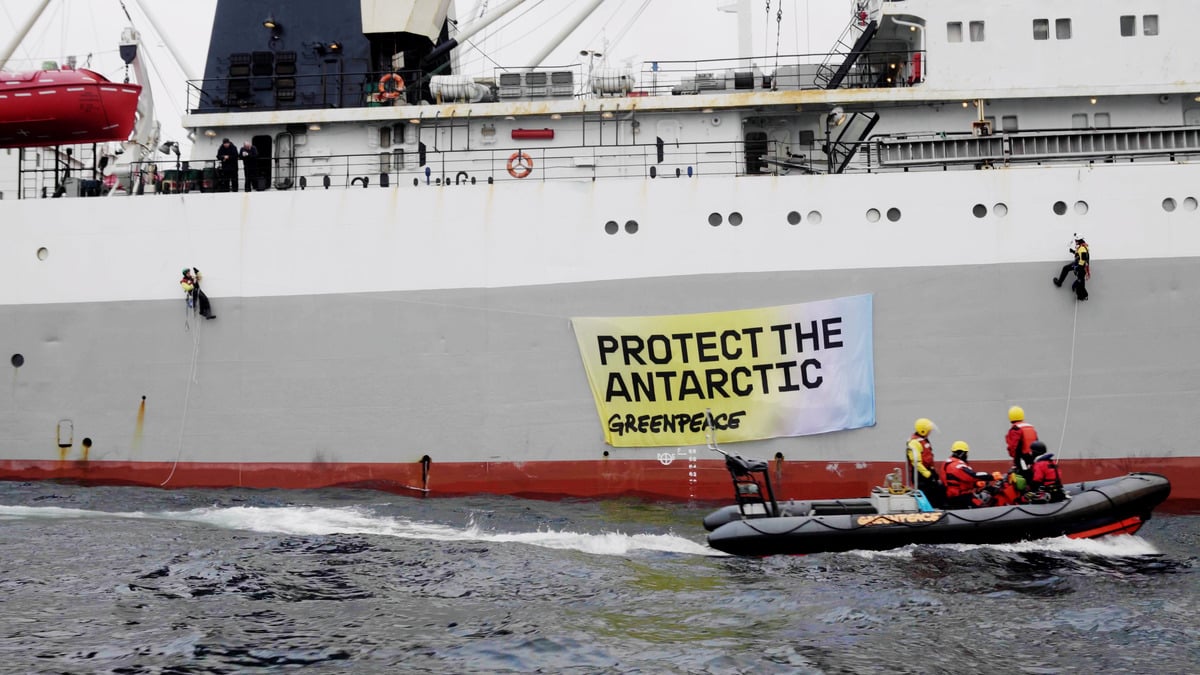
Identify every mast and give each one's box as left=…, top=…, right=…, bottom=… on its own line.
left=424, top=0, right=528, bottom=65
left=129, top=0, right=200, bottom=81
left=522, top=0, right=605, bottom=69
left=0, top=0, right=53, bottom=71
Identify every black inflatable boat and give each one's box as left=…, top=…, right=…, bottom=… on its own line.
left=703, top=451, right=1171, bottom=557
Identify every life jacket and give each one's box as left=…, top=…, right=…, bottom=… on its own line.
left=1031, top=454, right=1063, bottom=491
left=180, top=275, right=195, bottom=293
left=942, top=456, right=980, bottom=499
left=908, top=434, right=933, bottom=470
left=988, top=480, right=1023, bottom=507
left=1010, top=422, right=1038, bottom=457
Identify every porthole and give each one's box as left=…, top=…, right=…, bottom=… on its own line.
left=1053, top=201, right=1068, bottom=216
left=972, top=204, right=988, bottom=218
left=866, top=208, right=881, bottom=223
left=36, top=247, right=48, bottom=261
left=1074, top=201, right=1089, bottom=215
left=886, top=207, right=901, bottom=222
left=787, top=211, right=802, bottom=225
left=807, top=210, right=822, bottom=225
left=624, top=220, right=639, bottom=234
left=10, top=354, right=22, bottom=368
left=708, top=212, right=723, bottom=227
left=1163, top=198, right=1177, bottom=212
left=1184, top=197, right=1198, bottom=211
left=993, top=203, right=1008, bottom=217
left=604, top=220, right=619, bottom=235
left=728, top=212, right=743, bottom=226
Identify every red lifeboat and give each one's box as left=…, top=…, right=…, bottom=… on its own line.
left=0, top=67, right=142, bottom=148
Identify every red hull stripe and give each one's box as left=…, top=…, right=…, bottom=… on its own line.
left=1067, top=516, right=1144, bottom=539
left=1, top=456, right=1197, bottom=506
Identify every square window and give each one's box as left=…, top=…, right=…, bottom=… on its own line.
left=1094, top=113, right=1111, bottom=128
left=1056, top=18, right=1071, bottom=40
left=1002, top=115, right=1019, bottom=132
left=947, top=22, right=963, bottom=43
left=969, top=21, right=985, bottom=42
left=1143, top=14, right=1158, bottom=36
left=1071, top=113, right=1089, bottom=129
left=1033, top=19, right=1049, bottom=40
left=1120, top=15, right=1135, bottom=36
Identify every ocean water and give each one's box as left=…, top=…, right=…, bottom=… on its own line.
left=0, top=482, right=1195, bottom=674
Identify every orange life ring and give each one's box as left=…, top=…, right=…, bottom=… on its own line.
left=506, top=151, right=533, bottom=178
left=378, top=73, right=405, bottom=100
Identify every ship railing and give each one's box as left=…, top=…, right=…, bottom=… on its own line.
left=100, top=138, right=817, bottom=197
left=184, top=48, right=927, bottom=114
left=871, top=125, right=1200, bottom=169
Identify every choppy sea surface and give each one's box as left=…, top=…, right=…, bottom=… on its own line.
left=0, top=482, right=1195, bottom=674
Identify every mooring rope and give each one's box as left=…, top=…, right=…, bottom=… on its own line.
left=161, top=303, right=201, bottom=486
left=1057, top=297, right=1080, bottom=458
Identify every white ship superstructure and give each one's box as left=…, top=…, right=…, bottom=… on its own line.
left=1, top=0, right=1198, bottom=505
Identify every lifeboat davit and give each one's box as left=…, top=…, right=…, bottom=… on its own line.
left=0, top=67, right=141, bottom=148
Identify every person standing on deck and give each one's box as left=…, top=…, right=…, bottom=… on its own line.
left=239, top=141, right=259, bottom=192
left=216, top=138, right=238, bottom=192
left=1005, top=406, right=1038, bottom=479
left=907, top=418, right=945, bottom=507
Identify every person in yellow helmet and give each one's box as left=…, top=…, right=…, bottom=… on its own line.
left=941, top=441, right=991, bottom=509
left=906, top=417, right=945, bottom=507
left=1004, top=405, right=1037, bottom=478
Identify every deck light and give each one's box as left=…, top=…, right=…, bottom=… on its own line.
left=831, top=106, right=846, bottom=126
left=308, top=123, right=321, bottom=131
left=263, top=14, right=278, bottom=30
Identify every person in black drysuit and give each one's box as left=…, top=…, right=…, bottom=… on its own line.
left=239, top=141, right=259, bottom=192
left=216, top=138, right=238, bottom=192
left=180, top=267, right=216, bottom=319
left=1053, top=236, right=1090, bottom=300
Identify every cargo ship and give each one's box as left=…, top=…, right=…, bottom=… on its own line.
left=1, top=0, right=1198, bottom=507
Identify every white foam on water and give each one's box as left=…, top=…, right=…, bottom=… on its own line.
left=0, top=503, right=714, bottom=557
left=850, top=533, right=1160, bottom=559
left=0, top=505, right=152, bottom=521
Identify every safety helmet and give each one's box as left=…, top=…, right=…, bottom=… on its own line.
left=950, top=440, right=970, bottom=455
left=914, top=418, right=934, bottom=436
left=1008, top=405, right=1025, bottom=423
left=1030, top=440, right=1047, bottom=458
left=182, top=268, right=190, bottom=275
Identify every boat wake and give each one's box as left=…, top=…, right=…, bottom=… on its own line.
left=0, top=503, right=713, bottom=557
left=850, top=533, right=1160, bottom=558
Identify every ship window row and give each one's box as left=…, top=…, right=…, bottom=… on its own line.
left=946, top=15, right=1159, bottom=43
left=1121, top=15, right=1159, bottom=37
left=1032, top=19, right=1072, bottom=41
left=945, top=21, right=985, bottom=43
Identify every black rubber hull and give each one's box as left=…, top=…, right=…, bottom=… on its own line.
left=705, top=473, right=1171, bottom=556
